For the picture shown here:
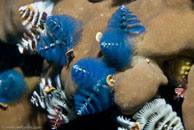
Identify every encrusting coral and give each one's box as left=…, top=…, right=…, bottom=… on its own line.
left=182, top=64, right=194, bottom=130
left=1, top=0, right=194, bottom=130
left=114, top=57, right=168, bottom=115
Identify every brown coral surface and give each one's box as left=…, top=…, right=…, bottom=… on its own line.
left=0, top=0, right=194, bottom=129
left=183, top=64, right=194, bottom=130
left=114, top=57, right=168, bottom=115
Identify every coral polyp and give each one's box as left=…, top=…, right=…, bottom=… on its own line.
left=0, top=70, right=28, bottom=108
left=72, top=58, right=115, bottom=116
left=100, top=5, right=145, bottom=70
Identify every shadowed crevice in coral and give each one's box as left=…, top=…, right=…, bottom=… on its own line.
left=20, top=54, right=43, bottom=76
left=97, top=51, right=103, bottom=58
left=45, top=0, right=62, bottom=5
left=28, top=102, right=48, bottom=129
left=57, top=108, right=118, bottom=130
left=88, top=0, right=104, bottom=3
left=0, top=42, right=21, bottom=73
left=159, top=56, right=191, bottom=120
left=158, top=85, right=183, bottom=119
left=0, top=42, right=43, bottom=76
left=191, top=0, right=194, bottom=9
left=111, top=0, right=136, bottom=7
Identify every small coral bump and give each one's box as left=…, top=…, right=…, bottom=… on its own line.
left=96, top=32, right=103, bottom=42
left=145, top=58, right=150, bottom=64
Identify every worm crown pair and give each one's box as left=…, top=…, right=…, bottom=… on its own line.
left=18, top=1, right=147, bottom=129
left=72, top=58, right=115, bottom=116
left=100, top=5, right=145, bottom=70
left=71, top=5, right=146, bottom=116
left=18, top=1, right=83, bottom=66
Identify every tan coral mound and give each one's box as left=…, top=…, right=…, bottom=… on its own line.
left=0, top=0, right=194, bottom=129
left=183, top=64, right=194, bottom=130
left=114, top=57, right=168, bottom=115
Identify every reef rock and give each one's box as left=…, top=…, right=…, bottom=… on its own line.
left=0, top=0, right=194, bottom=129
left=114, top=57, right=168, bottom=114
left=182, top=64, right=194, bottom=130
left=0, top=0, right=39, bottom=43
left=134, top=0, right=194, bottom=59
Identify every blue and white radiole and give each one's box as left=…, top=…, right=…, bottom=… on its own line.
left=37, top=15, right=83, bottom=65
left=72, top=58, right=115, bottom=116
left=0, top=70, right=28, bottom=108
left=100, top=5, right=145, bottom=70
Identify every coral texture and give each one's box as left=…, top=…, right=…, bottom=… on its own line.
left=1, top=0, right=194, bottom=130
left=182, top=64, right=194, bottom=130
left=114, top=57, right=168, bottom=114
